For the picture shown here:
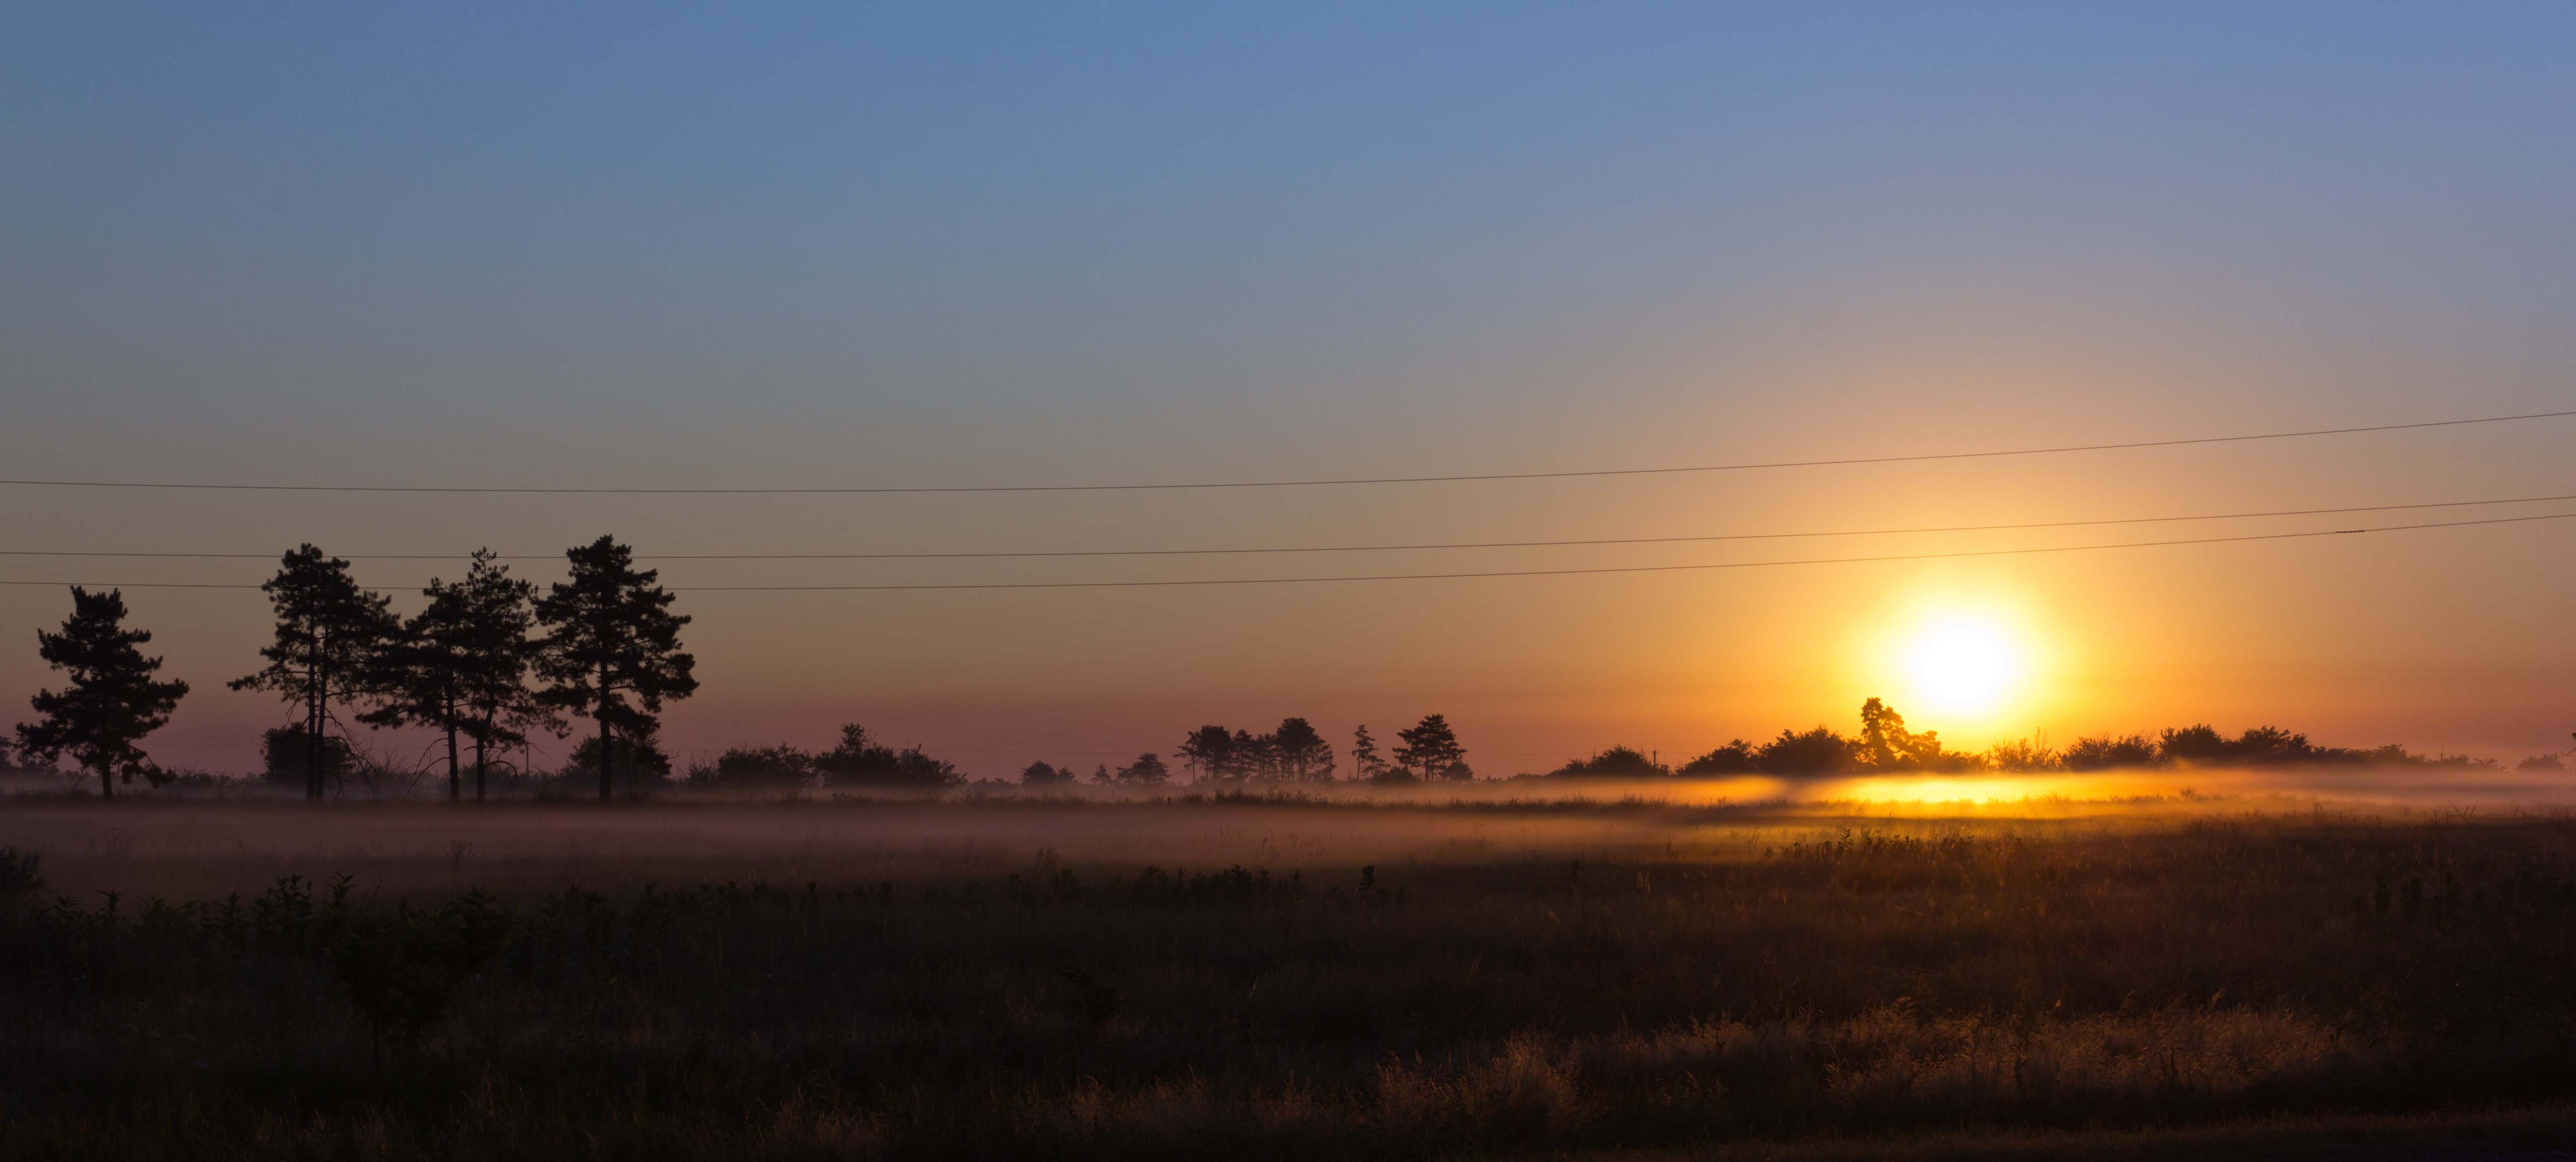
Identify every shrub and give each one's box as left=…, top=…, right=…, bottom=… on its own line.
left=1549, top=746, right=1668, bottom=778
left=689, top=744, right=813, bottom=790
left=1678, top=740, right=1758, bottom=776
left=2063, top=734, right=2158, bottom=770
left=1754, top=727, right=1856, bottom=777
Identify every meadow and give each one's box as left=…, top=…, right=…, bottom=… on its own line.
left=4, top=793, right=2576, bottom=1160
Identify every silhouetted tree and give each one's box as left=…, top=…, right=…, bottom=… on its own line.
left=2062, top=733, right=2157, bottom=771
left=360, top=551, right=548, bottom=803
left=564, top=728, right=674, bottom=790
left=260, top=724, right=354, bottom=789
left=1550, top=745, right=1666, bottom=778
left=534, top=537, right=697, bottom=802
left=1351, top=724, right=1388, bottom=782
left=1231, top=728, right=1275, bottom=779
left=812, top=724, right=960, bottom=789
left=1985, top=736, right=2060, bottom=772
left=1177, top=725, right=1234, bottom=782
left=1679, top=740, right=1758, bottom=775
left=690, top=743, right=810, bottom=790
left=2229, top=725, right=2318, bottom=765
left=231, top=546, right=396, bottom=800
left=1394, top=713, right=1467, bottom=781
left=1120, top=752, right=1170, bottom=785
left=1753, top=726, right=1856, bottom=777
left=16, top=588, right=189, bottom=800
left=1090, top=762, right=1114, bottom=785
left=1020, top=761, right=1076, bottom=787
left=1271, top=717, right=1335, bottom=781
left=2156, top=724, right=2231, bottom=765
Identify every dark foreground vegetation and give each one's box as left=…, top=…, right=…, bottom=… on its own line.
left=4, top=803, right=2576, bottom=1159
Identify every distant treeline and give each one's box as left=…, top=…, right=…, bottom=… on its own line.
left=1547, top=697, right=2571, bottom=780
left=7, top=539, right=694, bottom=802
left=7, top=546, right=2570, bottom=799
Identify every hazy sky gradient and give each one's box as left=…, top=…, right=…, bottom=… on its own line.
left=4, top=4, right=2571, bottom=775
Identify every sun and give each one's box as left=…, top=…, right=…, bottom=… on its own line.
left=1901, top=617, right=2022, bottom=715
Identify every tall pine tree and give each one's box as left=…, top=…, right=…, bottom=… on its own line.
left=17, top=588, right=189, bottom=800
left=534, top=536, right=696, bottom=802
left=363, top=550, right=550, bottom=802
left=231, top=545, right=394, bottom=800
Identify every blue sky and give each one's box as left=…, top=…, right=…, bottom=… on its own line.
left=4, top=4, right=2572, bottom=774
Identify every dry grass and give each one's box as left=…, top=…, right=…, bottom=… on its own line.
left=2, top=797, right=2574, bottom=1159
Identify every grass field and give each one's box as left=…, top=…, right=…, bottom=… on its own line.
left=4, top=793, right=2575, bottom=1160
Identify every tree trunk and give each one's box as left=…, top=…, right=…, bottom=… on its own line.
left=474, top=734, right=487, bottom=803
left=445, top=690, right=461, bottom=798
left=97, top=759, right=112, bottom=801
left=309, top=629, right=325, bottom=802
left=597, top=659, right=613, bottom=803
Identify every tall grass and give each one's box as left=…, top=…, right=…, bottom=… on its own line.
left=3, top=808, right=2575, bottom=1159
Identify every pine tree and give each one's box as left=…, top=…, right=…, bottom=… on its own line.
left=230, top=545, right=394, bottom=800
left=1271, top=717, right=1336, bottom=781
left=362, top=551, right=549, bottom=802
left=17, top=588, right=189, bottom=800
left=534, top=537, right=697, bottom=802
left=1394, top=713, right=1469, bottom=781
left=1351, top=724, right=1387, bottom=782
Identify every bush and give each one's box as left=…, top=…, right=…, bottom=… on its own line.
left=260, top=724, right=354, bottom=788
left=1020, top=762, right=1077, bottom=786
left=1754, top=727, right=1856, bottom=777
left=2063, top=734, right=2158, bottom=771
left=1549, top=746, right=1667, bottom=778
left=0, top=846, right=43, bottom=893
left=815, top=724, right=960, bottom=790
left=688, top=744, right=813, bottom=791
left=1678, top=740, right=1758, bottom=776
left=563, top=731, right=674, bottom=790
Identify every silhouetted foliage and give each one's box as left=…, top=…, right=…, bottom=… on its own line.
left=1550, top=745, right=1667, bottom=778
left=15, top=587, right=189, bottom=800
left=1678, top=739, right=1759, bottom=776
left=2063, top=733, right=2159, bottom=770
left=1119, top=752, right=1170, bottom=786
left=2518, top=753, right=2567, bottom=773
left=1176, top=725, right=1235, bottom=781
left=1020, top=761, right=1076, bottom=787
left=1172, top=719, right=1341, bottom=782
left=1855, top=697, right=1979, bottom=771
left=1754, top=726, right=1857, bottom=777
left=231, top=546, right=396, bottom=800
left=563, top=729, right=674, bottom=790
left=1394, top=713, right=1469, bottom=781
left=359, top=550, right=548, bottom=803
left=261, top=724, right=355, bottom=789
left=330, top=890, right=507, bottom=1067
left=534, top=537, right=697, bottom=802
left=687, top=744, right=811, bottom=791
left=1270, top=717, right=1336, bottom=781
left=1351, top=724, right=1389, bottom=782
left=812, top=724, right=960, bottom=790
left=1984, top=736, right=2059, bottom=772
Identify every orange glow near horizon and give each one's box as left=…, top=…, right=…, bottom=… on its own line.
left=1844, top=584, right=2062, bottom=749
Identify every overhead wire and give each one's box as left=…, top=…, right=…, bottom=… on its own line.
left=3, top=510, right=2569, bottom=592
left=0, top=409, right=2566, bottom=494
left=2, top=490, right=2571, bottom=562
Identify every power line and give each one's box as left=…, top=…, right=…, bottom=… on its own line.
left=4, top=510, right=2568, bottom=592
left=0, top=409, right=2567, bottom=495
left=4, top=491, right=2571, bottom=562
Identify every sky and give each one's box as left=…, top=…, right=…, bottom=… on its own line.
left=3, top=3, right=2572, bottom=778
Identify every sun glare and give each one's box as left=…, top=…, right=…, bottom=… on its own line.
left=1901, top=617, right=2021, bottom=716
